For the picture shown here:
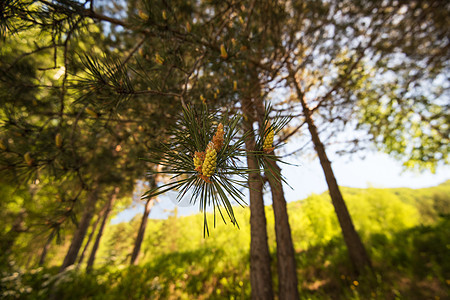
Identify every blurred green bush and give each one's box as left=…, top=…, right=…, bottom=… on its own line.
left=1, top=181, right=449, bottom=299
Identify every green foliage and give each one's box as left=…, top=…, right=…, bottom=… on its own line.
left=345, top=188, right=419, bottom=239
left=0, top=0, right=180, bottom=264
left=357, top=94, right=449, bottom=172
left=76, top=54, right=135, bottom=107
left=3, top=183, right=448, bottom=299
left=281, top=0, right=449, bottom=173
left=289, top=194, right=341, bottom=249
left=344, top=0, right=450, bottom=172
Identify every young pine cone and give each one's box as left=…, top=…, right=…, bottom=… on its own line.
left=263, top=128, right=274, bottom=153
left=193, top=151, right=205, bottom=173
left=202, top=147, right=217, bottom=177
left=212, top=123, right=224, bottom=152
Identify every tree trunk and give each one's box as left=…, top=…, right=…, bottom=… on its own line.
left=39, top=230, right=56, bottom=266
left=265, top=159, right=299, bottom=299
left=241, top=96, right=274, bottom=300
left=254, top=96, right=300, bottom=299
left=292, top=75, right=372, bottom=274
left=86, top=187, right=119, bottom=272
left=60, top=187, right=99, bottom=271
left=77, top=208, right=104, bottom=265
left=130, top=197, right=154, bottom=265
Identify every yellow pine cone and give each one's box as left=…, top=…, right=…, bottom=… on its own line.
left=212, top=123, right=224, bottom=152
left=202, top=147, right=217, bottom=177
left=220, top=44, right=228, bottom=59
left=233, top=80, right=237, bottom=91
left=155, top=53, right=164, bottom=65
left=263, top=128, right=274, bottom=152
left=85, top=107, right=98, bottom=118
left=138, top=10, right=148, bottom=20
left=186, top=22, right=191, bottom=33
left=55, top=133, right=62, bottom=148
left=24, top=152, right=34, bottom=166
left=193, top=151, right=205, bottom=173
left=162, top=10, right=167, bottom=20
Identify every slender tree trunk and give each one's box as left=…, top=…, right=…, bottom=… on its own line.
left=130, top=197, right=154, bottom=265
left=86, top=187, right=119, bottom=272
left=39, top=230, right=56, bottom=266
left=291, top=74, right=372, bottom=274
left=241, top=96, right=274, bottom=300
left=60, top=187, right=99, bottom=271
left=253, top=97, right=300, bottom=299
left=265, top=159, right=299, bottom=299
left=77, top=208, right=104, bottom=265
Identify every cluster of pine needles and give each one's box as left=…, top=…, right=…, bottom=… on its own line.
left=143, top=104, right=291, bottom=235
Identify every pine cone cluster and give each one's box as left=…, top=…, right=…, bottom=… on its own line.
left=193, top=123, right=224, bottom=182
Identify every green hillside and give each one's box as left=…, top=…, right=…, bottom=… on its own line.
left=2, top=181, right=449, bottom=299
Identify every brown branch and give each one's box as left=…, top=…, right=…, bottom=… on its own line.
left=279, top=139, right=313, bottom=158
left=122, top=36, right=147, bottom=65
left=277, top=120, right=307, bottom=144
left=59, top=16, right=83, bottom=125
left=133, top=90, right=181, bottom=98
left=6, top=44, right=63, bottom=72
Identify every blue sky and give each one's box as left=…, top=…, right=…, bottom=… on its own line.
left=111, top=143, right=449, bottom=224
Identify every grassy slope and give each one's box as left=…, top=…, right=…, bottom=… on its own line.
left=2, top=181, right=449, bottom=299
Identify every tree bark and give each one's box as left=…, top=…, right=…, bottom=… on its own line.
left=130, top=197, right=154, bottom=265
left=86, top=187, right=119, bottom=272
left=291, top=74, right=372, bottom=274
left=265, top=159, right=299, bottom=299
left=241, top=96, right=274, bottom=300
left=60, top=187, right=99, bottom=271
